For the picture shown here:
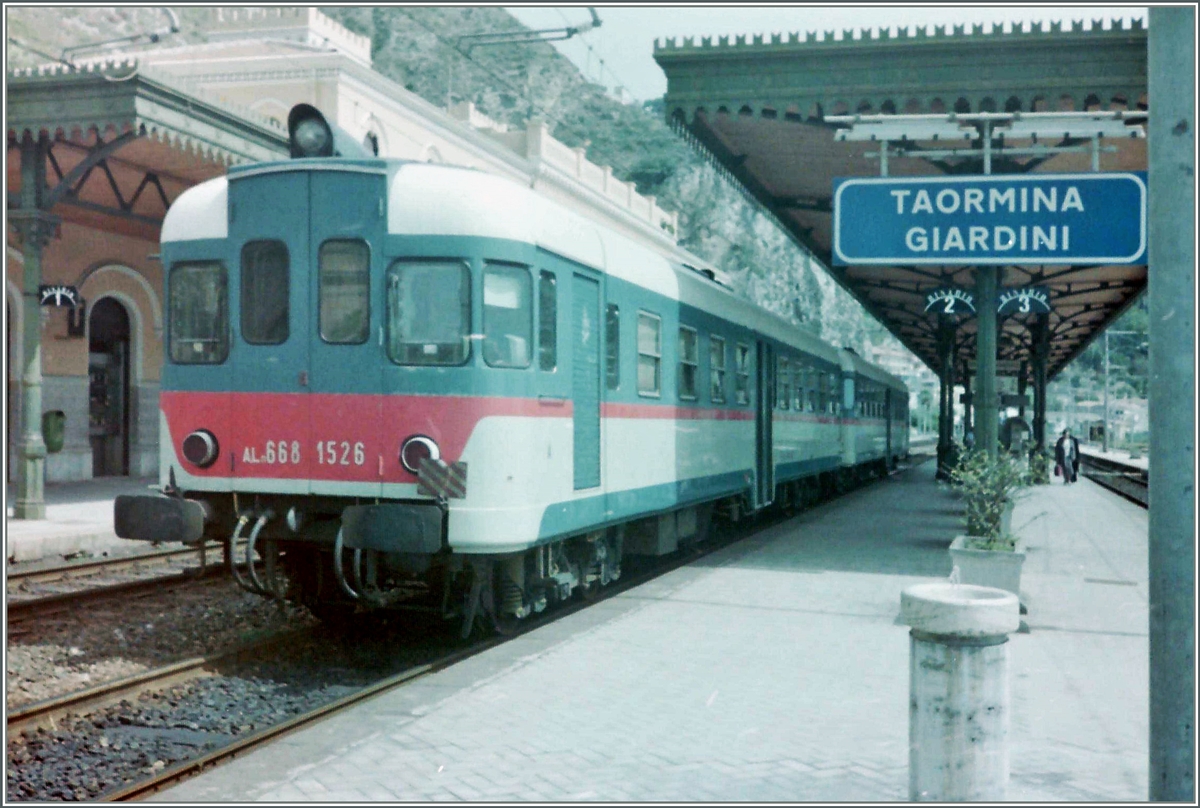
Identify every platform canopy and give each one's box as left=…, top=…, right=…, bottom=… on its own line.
left=654, top=20, right=1149, bottom=380
left=7, top=60, right=288, bottom=238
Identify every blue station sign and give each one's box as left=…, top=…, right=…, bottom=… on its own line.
left=832, top=172, right=1146, bottom=266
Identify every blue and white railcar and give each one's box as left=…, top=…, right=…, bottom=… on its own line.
left=115, top=105, right=908, bottom=632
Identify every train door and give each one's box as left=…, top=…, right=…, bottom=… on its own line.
left=572, top=272, right=601, bottom=489
left=88, top=298, right=130, bottom=477
left=228, top=172, right=312, bottom=492
left=754, top=340, right=774, bottom=508
left=308, top=170, right=385, bottom=497
left=839, top=358, right=857, bottom=468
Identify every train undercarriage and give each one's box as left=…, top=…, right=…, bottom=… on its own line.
left=136, top=457, right=899, bottom=637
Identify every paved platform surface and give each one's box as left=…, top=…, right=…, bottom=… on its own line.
left=5, top=476, right=160, bottom=564
left=137, top=460, right=1147, bottom=802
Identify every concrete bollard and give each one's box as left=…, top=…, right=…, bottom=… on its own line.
left=900, top=582, right=1021, bottom=802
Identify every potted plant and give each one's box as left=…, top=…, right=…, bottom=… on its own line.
left=945, top=450, right=1033, bottom=596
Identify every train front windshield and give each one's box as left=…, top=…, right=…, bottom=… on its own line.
left=169, top=262, right=229, bottom=365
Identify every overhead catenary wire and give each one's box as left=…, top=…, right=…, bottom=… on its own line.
left=392, top=6, right=658, bottom=162
left=552, top=7, right=636, bottom=101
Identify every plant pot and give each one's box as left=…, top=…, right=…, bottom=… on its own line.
left=949, top=535, right=1026, bottom=597
left=1000, top=500, right=1014, bottom=537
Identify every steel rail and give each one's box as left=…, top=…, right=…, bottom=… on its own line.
left=7, top=544, right=223, bottom=586
left=6, top=561, right=234, bottom=623
left=1078, top=451, right=1149, bottom=508
left=7, top=543, right=259, bottom=622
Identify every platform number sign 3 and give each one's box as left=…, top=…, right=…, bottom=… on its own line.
left=997, top=287, right=1052, bottom=316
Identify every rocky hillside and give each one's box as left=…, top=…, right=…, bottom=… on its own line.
left=5, top=5, right=905, bottom=360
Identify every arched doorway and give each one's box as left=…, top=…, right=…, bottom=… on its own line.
left=88, top=297, right=131, bottom=476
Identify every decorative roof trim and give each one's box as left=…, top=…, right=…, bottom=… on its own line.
left=654, top=17, right=1147, bottom=53
left=6, top=63, right=288, bottom=166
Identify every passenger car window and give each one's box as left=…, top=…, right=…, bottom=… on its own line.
left=777, top=356, right=790, bottom=410
left=734, top=344, right=750, bottom=405
left=319, top=239, right=369, bottom=344
left=537, top=271, right=557, bottom=371
left=386, top=260, right=470, bottom=365
left=637, top=312, right=661, bottom=396
left=710, top=336, right=726, bottom=403
left=605, top=304, right=620, bottom=390
left=678, top=326, right=698, bottom=400
left=240, top=240, right=289, bottom=345
left=169, top=262, right=229, bottom=364
left=483, top=262, right=532, bottom=368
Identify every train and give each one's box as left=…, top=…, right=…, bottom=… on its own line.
left=115, top=104, right=909, bottom=634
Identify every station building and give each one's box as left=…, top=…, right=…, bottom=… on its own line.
left=6, top=7, right=679, bottom=486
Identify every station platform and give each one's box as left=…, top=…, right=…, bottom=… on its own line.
left=1079, top=443, right=1150, bottom=471
left=5, top=475, right=159, bottom=565
left=155, top=459, right=1149, bottom=802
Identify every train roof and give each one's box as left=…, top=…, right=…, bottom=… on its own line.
left=162, top=158, right=902, bottom=389
left=840, top=350, right=908, bottom=391
left=386, top=162, right=846, bottom=367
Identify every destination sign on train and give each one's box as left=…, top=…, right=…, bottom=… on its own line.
left=832, top=173, right=1146, bottom=266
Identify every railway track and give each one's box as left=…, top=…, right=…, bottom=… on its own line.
left=7, top=544, right=221, bottom=589
left=7, top=575, right=216, bottom=630
left=6, top=543, right=250, bottom=624
left=1079, top=450, right=1148, bottom=508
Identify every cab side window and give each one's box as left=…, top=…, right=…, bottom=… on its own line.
left=537, top=270, right=557, bottom=371
left=483, top=262, right=532, bottom=369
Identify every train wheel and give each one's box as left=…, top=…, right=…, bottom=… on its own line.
left=491, top=608, right=524, bottom=635
left=492, top=560, right=529, bottom=633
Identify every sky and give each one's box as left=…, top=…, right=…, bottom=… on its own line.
left=504, top=6, right=1150, bottom=103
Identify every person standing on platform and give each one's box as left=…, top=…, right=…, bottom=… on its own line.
left=1055, top=428, right=1080, bottom=484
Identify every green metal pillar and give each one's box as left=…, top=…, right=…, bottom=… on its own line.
left=1148, top=6, right=1195, bottom=801
left=1017, top=361, right=1028, bottom=420
left=975, top=267, right=999, bottom=458
left=935, top=319, right=955, bottom=476
left=962, top=362, right=973, bottom=436
left=1031, top=316, right=1049, bottom=452
left=9, top=135, right=58, bottom=520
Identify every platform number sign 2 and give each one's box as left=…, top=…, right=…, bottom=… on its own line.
left=924, top=288, right=977, bottom=316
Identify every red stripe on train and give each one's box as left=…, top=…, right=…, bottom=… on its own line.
left=601, top=402, right=755, bottom=421
left=160, top=391, right=572, bottom=483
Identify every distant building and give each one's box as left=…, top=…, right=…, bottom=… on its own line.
left=7, top=7, right=680, bottom=482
